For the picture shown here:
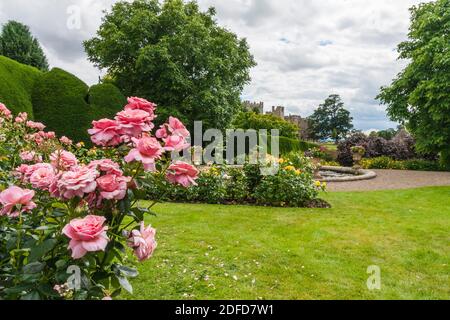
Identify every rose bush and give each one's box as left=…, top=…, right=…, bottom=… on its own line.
left=0, top=98, right=198, bottom=300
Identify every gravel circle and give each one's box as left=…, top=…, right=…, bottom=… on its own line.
left=326, top=169, right=450, bottom=192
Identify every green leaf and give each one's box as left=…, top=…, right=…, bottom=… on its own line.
left=20, top=290, right=41, bottom=300
left=22, top=262, right=45, bottom=274
left=116, top=275, right=133, bottom=294
left=113, top=264, right=138, bottom=278
left=28, top=239, right=57, bottom=262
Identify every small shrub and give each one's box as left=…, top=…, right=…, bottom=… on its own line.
left=361, top=156, right=405, bottom=170
left=224, top=167, right=249, bottom=202
left=361, top=157, right=446, bottom=171
left=253, top=168, right=321, bottom=207
left=187, top=167, right=227, bottom=204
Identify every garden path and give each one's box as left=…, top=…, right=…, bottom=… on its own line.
left=326, top=169, right=450, bottom=191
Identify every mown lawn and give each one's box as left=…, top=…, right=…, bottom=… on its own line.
left=124, top=187, right=450, bottom=300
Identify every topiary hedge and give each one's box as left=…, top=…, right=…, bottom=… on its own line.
left=0, top=55, right=42, bottom=117
left=32, top=68, right=126, bottom=144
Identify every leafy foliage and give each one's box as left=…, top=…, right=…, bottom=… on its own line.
left=233, top=112, right=299, bottom=139
left=361, top=156, right=447, bottom=172
left=377, top=0, right=450, bottom=166
left=337, top=132, right=420, bottom=167
left=308, top=94, right=353, bottom=142
left=145, top=156, right=326, bottom=207
left=84, top=0, right=256, bottom=132
left=0, top=21, right=49, bottom=71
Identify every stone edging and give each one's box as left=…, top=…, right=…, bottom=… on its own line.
left=319, top=166, right=377, bottom=182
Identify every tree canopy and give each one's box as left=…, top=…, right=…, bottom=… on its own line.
left=0, top=21, right=49, bottom=71
left=232, top=112, right=299, bottom=139
left=377, top=0, right=450, bottom=166
left=84, top=0, right=256, bottom=132
left=308, top=94, right=353, bottom=142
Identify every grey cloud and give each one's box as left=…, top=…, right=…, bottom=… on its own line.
left=0, top=0, right=425, bottom=130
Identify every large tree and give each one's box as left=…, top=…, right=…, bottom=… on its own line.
left=0, top=21, right=49, bottom=71
left=84, top=0, right=256, bottom=131
left=377, top=0, right=450, bottom=167
left=308, top=94, right=353, bottom=142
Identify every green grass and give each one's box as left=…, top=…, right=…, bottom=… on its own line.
left=321, top=142, right=338, bottom=151
left=125, top=187, right=450, bottom=300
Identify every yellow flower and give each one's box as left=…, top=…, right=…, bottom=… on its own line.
left=285, top=166, right=295, bottom=171
left=322, top=182, right=327, bottom=188
left=295, top=169, right=302, bottom=175
left=315, top=181, right=321, bottom=187
left=278, top=158, right=285, bottom=164
left=78, top=142, right=85, bottom=147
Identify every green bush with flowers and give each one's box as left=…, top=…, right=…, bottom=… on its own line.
left=0, top=98, right=199, bottom=300
left=145, top=155, right=328, bottom=208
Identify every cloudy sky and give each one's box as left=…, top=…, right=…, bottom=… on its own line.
left=0, top=0, right=429, bottom=131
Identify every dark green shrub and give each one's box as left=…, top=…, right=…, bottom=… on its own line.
left=225, top=167, right=249, bottom=202
left=0, top=55, right=42, bottom=116
left=233, top=112, right=299, bottom=139
left=88, top=83, right=126, bottom=120
left=403, top=159, right=443, bottom=171
left=187, top=169, right=227, bottom=204
left=32, top=68, right=92, bottom=143
left=268, top=136, right=318, bottom=155
left=243, top=163, right=263, bottom=194
left=32, top=68, right=126, bottom=144
left=361, top=156, right=446, bottom=171
left=253, top=169, right=320, bottom=207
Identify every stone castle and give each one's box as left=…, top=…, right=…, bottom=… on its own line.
left=243, top=101, right=310, bottom=140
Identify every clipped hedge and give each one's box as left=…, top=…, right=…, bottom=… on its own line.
left=270, top=136, right=318, bottom=155
left=87, top=83, right=127, bottom=120
left=32, top=68, right=126, bottom=144
left=0, top=55, right=42, bottom=117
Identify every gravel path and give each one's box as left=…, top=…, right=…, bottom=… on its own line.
left=326, top=169, right=450, bottom=192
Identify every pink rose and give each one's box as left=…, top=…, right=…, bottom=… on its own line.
left=46, top=132, right=56, bottom=139
left=20, top=151, right=42, bottom=163
left=166, top=161, right=199, bottom=187
left=62, top=215, right=109, bottom=259
left=126, top=222, right=157, bottom=262
left=115, top=109, right=153, bottom=139
left=57, top=166, right=99, bottom=199
left=60, top=136, right=73, bottom=146
left=88, top=119, right=122, bottom=147
left=50, top=150, right=78, bottom=170
left=168, top=117, right=190, bottom=138
left=164, top=135, right=190, bottom=152
left=26, top=121, right=46, bottom=131
left=0, top=186, right=36, bottom=217
left=14, top=163, right=53, bottom=183
left=88, top=159, right=123, bottom=176
left=124, top=136, right=163, bottom=171
left=0, top=103, right=12, bottom=118
left=124, top=97, right=157, bottom=119
left=155, top=125, right=168, bottom=139
left=96, top=174, right=130, bottom=200
left=15, top=112, right=28, bottom=123
left=30, top=165, right=56, bottom=191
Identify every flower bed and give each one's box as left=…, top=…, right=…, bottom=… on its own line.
left=144, top=154, right=329, bottom=208
left=0, top=98, right=198, bottom=300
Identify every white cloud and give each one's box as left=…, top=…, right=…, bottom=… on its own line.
left=0, top=0, right=429, bottom=130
